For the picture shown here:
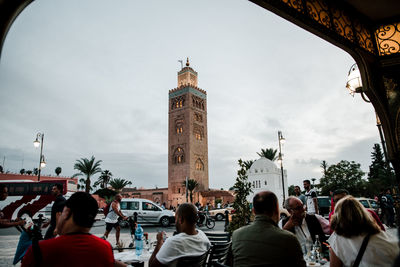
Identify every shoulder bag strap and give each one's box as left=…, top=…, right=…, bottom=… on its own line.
left=353, top=234, right=371, bottom=267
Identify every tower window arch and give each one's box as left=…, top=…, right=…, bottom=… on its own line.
left=173, top=147, right=185, bottom=164
left=175, top=120, right=183, bottom=134
left=195, top=158, right=204, bottom=171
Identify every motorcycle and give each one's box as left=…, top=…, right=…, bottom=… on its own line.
left=197, top=211, right=215, bottom=229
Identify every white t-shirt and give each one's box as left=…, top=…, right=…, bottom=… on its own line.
left=305, top=189, right=317, bottom=214
left=105, top=202, right=120, bottom=224
left=328, top=231, right=399, bottom=267
left=156, top=230, right=211, bottom=267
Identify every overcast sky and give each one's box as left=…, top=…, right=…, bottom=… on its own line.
left=0, top=0, right=380, bottom=190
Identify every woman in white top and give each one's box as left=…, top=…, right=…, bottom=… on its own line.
left=328, top=196, right=399, bottom=267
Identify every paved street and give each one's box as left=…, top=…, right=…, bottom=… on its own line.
left=0, top=220, right=227, bottom=266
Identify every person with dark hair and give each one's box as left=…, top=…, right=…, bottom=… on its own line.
left=281, top=197, right=328, bottom=252
left=42, top=184, right=66, bottom=239
left=21, top=192, right=123, bottom=267
left=303, top=179, right=318, bottom=215
left=0, top=184, right=25, bottom=228
left=294, top=185, right=306, bottom=205
left=232, top=191, right=306, bottom=266
left=329, top=196, right=398, bottom=266
left=102, top=194, right=127, bottom=246
left=149, top=203, right=210, bottom=267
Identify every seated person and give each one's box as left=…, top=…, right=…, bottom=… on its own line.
left=329, top=196, right=398, bottom=267
left=232, top=191, right=306, bottom=266
left=149, top=203, right=211, bottom=267
left=281, top=196, right=328, bottom=252
left=329, top=189, right=385, bottom=231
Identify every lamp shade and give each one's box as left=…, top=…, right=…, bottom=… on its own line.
left=33, top=139, right=40, bottom=148
left=346, top=64, right=363, bottom=95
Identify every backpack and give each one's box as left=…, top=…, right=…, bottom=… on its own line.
left=103, top=202, right=112, bottom=217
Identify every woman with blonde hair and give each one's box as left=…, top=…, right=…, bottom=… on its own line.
left=328, top=196, right=398, bottom=267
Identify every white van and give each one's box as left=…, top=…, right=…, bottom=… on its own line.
left=120, top=198, right=175, bottom=227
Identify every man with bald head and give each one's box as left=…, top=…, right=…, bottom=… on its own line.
left=232, top=191, right=306, bottom=266
left=282, top=196, right=327, bottom=250
left=149, top=203, right=211, bottom=267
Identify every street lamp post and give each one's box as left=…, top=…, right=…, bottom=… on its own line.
left=277, top=131, right=286, bottom=203
left=33, top=133, right=46, bottom=181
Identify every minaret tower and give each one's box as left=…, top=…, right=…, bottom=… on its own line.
left=168, top=58, right=209, bottom=206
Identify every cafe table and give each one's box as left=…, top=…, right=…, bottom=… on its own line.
left=114, top=250, right=151, bottom=267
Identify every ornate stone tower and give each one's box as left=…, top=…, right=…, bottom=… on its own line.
left=168, top=58, right=209, bottom=206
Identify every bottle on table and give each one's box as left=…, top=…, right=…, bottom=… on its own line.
left=135, top=224, right=144, bottom=257
left=313, top=235, right=322, bottom=262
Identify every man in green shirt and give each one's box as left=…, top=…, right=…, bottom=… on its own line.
left=232, top=191, right=306, bottom=267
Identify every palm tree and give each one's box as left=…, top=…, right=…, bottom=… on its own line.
left=55, top=167, right=62, bottom=176
left=182, top=179, right=199, bottom=203
left=94, top=170, right=113, bottom=189
left=321, top=160, right=328, bottom=177
left=243, top=160, right=255, bottom=170
left=109, top=178, right=132, bottom=192
left=73, top=156, right=102, bottom=193
left=257, top=148, right=278, bottom=161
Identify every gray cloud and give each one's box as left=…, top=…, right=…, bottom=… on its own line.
left=0, top=0, right=381, bottom=191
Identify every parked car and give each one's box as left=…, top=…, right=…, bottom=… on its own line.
left=119, top=198, right=175, bottom=227
left=317, top=196, right=331, bottom=218
left=356, top=197, right=379, bottom=214
left=208, top=207, right=234, bottom=221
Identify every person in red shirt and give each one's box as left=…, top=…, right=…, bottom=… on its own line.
left=22, top=192, right=126, bottom=267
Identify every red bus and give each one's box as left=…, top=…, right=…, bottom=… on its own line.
left=0, top=180, right=67, bottom=220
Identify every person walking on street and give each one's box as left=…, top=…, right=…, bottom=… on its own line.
left=385, top=188, right=395, bottom=227
left=42, top=184, right=66, bottom=239
left=102, top=194, right=127, bottom=246
left=294, top=185, right=306, bottom=206
left=304, top=180, right=319, bottom=215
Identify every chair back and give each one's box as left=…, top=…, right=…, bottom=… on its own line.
left=207, top=241, right=232, bottom=267
left=204, top=232, right=231, bottom=245
left=176, top=248, right=210, bottom=267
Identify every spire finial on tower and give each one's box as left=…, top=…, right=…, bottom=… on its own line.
left=186, top=57, right=190, bottom=67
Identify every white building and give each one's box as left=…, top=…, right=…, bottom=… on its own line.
left=247, top=157, right=288, bottom=206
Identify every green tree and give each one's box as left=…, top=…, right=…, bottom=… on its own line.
left=228, top=159, right=253, bottom=234
left=0, top=165, right=3, bottom=173
left=257, top=148, right=278, bottom=161
left=182, top=179, right=199, bottom=203
left=26, top=170, right=33, bottom=175
left=109, top=178, right=132, bottom=192
left=55, top=167, right=62, bottom=176
left=20, top=168, right=25, bottom=175
left=367, top=144, right=396, bottom=196
left=318, top=160, right=365, bottom=196
left=33, top=168, right=39, bottom=175
left=243, top=160, right=255, bottom=170
left=94, top=170, right=113, bottom=189
left=73, top=156, right=102, bottom=193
